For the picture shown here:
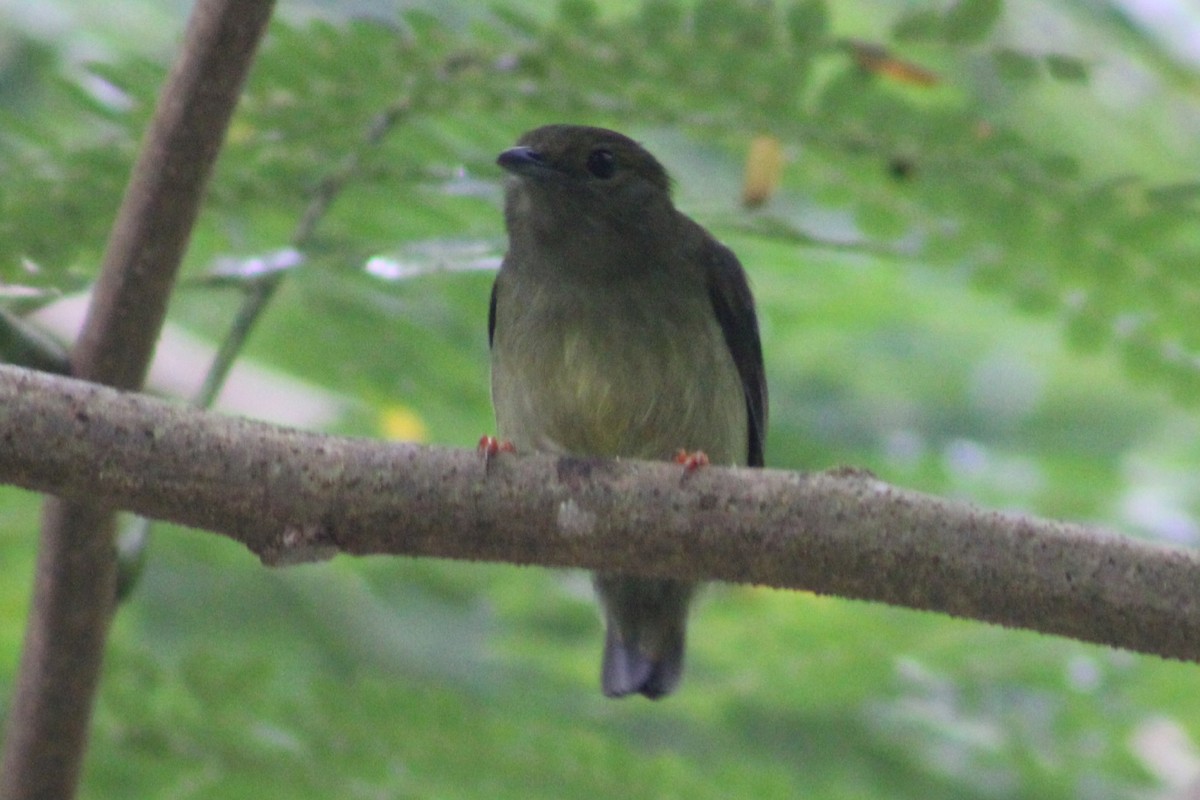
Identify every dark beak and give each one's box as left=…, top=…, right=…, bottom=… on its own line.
left=497, top=146, right=553, bottom=177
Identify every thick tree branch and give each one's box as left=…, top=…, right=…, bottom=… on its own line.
left=73, top=4, right=273, bottom=391
left=0, top=3, right=275, bottom=799
left=2, top=363, right=1199, bottom=665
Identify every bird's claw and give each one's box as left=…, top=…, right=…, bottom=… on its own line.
left=674, top=449, right=710, bottom=472
left=478, top=435, right=516, bottom=459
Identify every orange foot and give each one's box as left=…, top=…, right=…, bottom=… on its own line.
left=478, top=435, right=516, bottom=458
left=674, top=449, right=710, bottom=472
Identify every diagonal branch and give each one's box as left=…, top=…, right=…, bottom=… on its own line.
left=2, top=363, right=1199, bottom=665
left=192, top=90, right=418, bottom=410
left=0, top=3, right=275, bottom=799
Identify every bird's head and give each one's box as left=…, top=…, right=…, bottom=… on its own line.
left=498, top=125, right=675, bottom=240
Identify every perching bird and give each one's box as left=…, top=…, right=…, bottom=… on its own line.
left=489, top=124, right=767, bottom=699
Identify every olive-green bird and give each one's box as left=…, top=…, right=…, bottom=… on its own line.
left=489, top=124, right=767, bottom=699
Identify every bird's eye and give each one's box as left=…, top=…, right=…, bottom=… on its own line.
left=586, top=149, right=617, bottom=179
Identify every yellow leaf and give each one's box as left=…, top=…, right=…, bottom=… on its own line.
left=847, top=40, right=940, bottom=87
left=742, top=135, right=784, bottom=209
left=379, top=405, right=429, bottom=442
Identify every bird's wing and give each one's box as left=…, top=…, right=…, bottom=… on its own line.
left=487, top=276, right=499, bottom=348
left=704, top=239, right=768, bottom=467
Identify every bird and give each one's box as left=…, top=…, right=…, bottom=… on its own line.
left=488, top=124, right=767, bottom=699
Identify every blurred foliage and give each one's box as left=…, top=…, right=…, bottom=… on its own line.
left=2, top=0, right=1200, bottom=798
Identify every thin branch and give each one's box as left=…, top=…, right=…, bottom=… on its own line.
left=195, top=51, right=488, bottom=411
left=193, top=90, right=418, bottom=410
left=0, top=307, right=70, bottom=374
left=2, top=363, right=1199, bottom=665
left=0, top=3, right=275, bottom=799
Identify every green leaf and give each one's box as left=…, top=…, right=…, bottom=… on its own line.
left=1044, top=54, right=1089, bottom=82
left=1012, top=277, right=1057, bottom=314
left=1167, top=359, right=1200, bottom=406
left=558, top=0, right=598, bottom=30
left=1147, top=181, right=1200, bottom=207
left=786, top=0, right=829, bottom=51
left=891, top=9, right=943, bottom=42
left=855, top=197, right=909, bottom=239
left=639, top=0, right=684, bottom=44
left=691, top=0, right=726, bottom=43
left=943, top=0, right=1004, bottom=44
left=1040, top=153, right=1081, bottom=180
left=813, top=64, right=875, bottom=121
left=489, top=4, right=543, bottom=34
left=1063, top=307, right=1109, bottom=353
left=992, top=47, right=1040, bottom=82
left=1120, top=326, right=1163, bottom=383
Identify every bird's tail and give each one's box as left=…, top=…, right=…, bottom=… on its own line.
left=594, top=574, right=695, bottom=699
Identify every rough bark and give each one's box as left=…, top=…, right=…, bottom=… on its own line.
left=2, top=363, right=1198, bottom=666
left=0, top=2, right=275, bottom=798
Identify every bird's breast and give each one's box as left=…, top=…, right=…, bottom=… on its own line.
left=491, top=277, right=747, bottom=464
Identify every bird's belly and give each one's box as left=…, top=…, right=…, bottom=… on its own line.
left=493, top=314, right=747, bottom=465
